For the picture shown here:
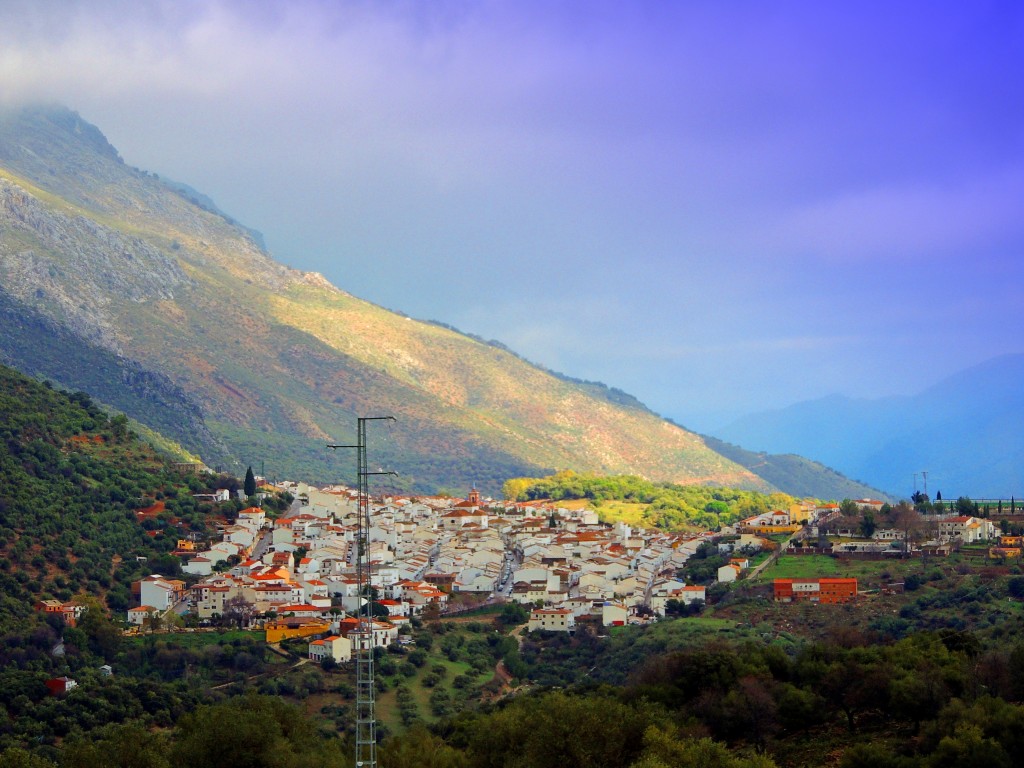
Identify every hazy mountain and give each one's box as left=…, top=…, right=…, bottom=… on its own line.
left=0, top=105, right=875, bottom=498
left=716, top=354, right=1024, bottom=498
left=700, top=435, right=890, bottom=502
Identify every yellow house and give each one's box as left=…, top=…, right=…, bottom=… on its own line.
left=265, top=620, right=331, bottom=643
left=789, top=503, right=814, bottom=524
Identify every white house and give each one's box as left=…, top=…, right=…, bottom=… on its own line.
left=308, top=634, right=352, bottom=663
left=139, top=576, right=182, bottom=610
left=127, top=606, right=156, bottom=626
left=717, top=563, right=741, bottom=583
left=528, top=607, right=575, bottom=633
left=602, top=602, right=629, bottom=627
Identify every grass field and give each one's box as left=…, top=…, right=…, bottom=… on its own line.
left=559, top=498, right=650, bottom=528
left=122, top=629, right=260, bottom=648
left=754, top=553, right=914, bottom=584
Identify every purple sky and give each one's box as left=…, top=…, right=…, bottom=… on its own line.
left=1, top=0, right=1022, bottom=430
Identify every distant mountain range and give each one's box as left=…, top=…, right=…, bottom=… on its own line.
left=715, top=354, right=1024, bottom=498
left=0, top=105, right=882, bottom=498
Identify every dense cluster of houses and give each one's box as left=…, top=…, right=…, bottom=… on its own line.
left=130, top=483, right=733, bottom=649
left=119, top=489, right=1012, bottom=650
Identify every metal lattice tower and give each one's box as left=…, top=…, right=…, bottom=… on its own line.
left=329, top=416, right=394, bottom=768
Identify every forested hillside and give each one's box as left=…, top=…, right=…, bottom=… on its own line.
left=0, top=363, right=232, bottom=623
left=503, top=470, right=798, bottom=530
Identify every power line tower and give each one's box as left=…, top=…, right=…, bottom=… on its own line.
left=329, top=416, right=395, bottom=768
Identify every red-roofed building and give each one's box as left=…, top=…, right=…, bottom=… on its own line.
left=308, top=634, right=351, bottom=663
left=45, top=677, right=77, bottom=696
left=774, top=578, right=858, bottom=604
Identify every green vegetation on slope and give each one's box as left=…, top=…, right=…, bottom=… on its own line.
left=0, top=290, right=233, bottom=468
left=0, top=363, right=226, bottom=620
left=504, top=470, right=798, bottom=529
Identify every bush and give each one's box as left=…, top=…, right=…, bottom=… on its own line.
left=1008, top=576, right=1024, bottom=599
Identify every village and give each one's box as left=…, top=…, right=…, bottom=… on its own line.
left=59, top=482, right=996, bottom=669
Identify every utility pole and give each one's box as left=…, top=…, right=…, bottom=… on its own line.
left=328, top=417, right=395, bottom=768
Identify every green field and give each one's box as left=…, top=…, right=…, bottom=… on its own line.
left=754, top=553, right=911, bottom=583
left=122, top=629, right=260, bottom=648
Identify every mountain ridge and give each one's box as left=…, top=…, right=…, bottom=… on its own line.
left=716, top=354, right=1024, bottom=497
left=0, top=105, right=868, bottom=497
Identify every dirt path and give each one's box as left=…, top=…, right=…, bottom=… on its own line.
left=483, top=622, right=528, bottom=701
left=209, top=653, right=308, bottom=690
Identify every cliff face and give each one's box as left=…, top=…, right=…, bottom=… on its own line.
left=0, top=105, right=767, bottom=493
left=0, top=178, right=190, bottom=348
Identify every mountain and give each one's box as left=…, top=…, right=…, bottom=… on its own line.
left=700, top=436, right=890, bottom=501
left=0, top=289, right=233, bottom=467
left=716, top=354, right=1024, bottom=498
left=0, top=105, right=858, bottom=497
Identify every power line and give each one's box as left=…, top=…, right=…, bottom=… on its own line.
left=328, top=416, right=395, bottom=768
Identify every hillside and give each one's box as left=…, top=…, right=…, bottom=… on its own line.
left=716, top=354, right=1024, bottom=497
left=0, top=105, right=770, bottom=494
left=0, top=289, right=233, bottom=468
left=0, top=363, right=228, bottom=624
left=0, top=105, right=879, bottom=498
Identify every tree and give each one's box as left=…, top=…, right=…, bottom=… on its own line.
left=243, top=467, right=257, bottom=498
left=110, top=414, right=130, bottom=442
left=957, top=497, right=979, bottom=517
left=839, top=499, right=860, bottom=517
left=889, top=502, right=924, bottom=555
left=75, top=595, right=122, bottom=660
left=171, top=694, right=344, bottom=768
left=860, top=510, right=877, bottom=538
left=223, top=595, right=255, bottom=629
left=62, top=723, right=170, bottom=768
left=0, top=749, right=58, bottom=768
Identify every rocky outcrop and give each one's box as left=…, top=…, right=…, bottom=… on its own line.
left=0, top=179, right=190, bottom=349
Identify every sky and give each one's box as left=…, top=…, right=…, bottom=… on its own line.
left=1, top=0, right=1022, bottom=432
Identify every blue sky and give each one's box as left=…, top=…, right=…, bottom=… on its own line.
left=1, top=0, right=1022, bottom=430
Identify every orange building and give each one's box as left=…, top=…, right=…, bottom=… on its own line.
left=773, top=578, right=858, bottom=604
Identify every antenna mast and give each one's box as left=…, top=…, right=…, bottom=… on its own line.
left=328, top=416, right=395, bottom=768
